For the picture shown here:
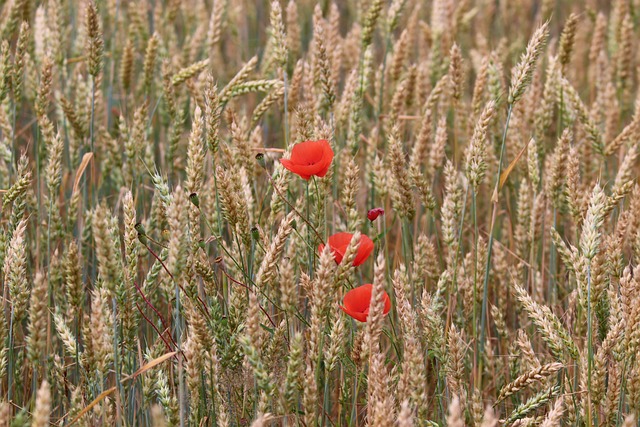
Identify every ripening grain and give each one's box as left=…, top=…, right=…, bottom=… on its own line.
left=0, top=0, right=638, bottom=425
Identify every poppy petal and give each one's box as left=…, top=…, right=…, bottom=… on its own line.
left=342, top=284, right=374, bottom=313
left=324, top=232, right=374, bottom=266
left=289, top=140, right=325, bottom=164
left=341, top=284, right=392, bottom=322
left=325, top=233, right=353, bottom=264
left=340, top=305, right=368, bottom=322
left=279, top=140, right=334, bottom=180
left=328, top=232, right=354, bottom=249
left=332, top=247, right=345, bottom=264
left=281, top=161, right=325, bottom=179
left=353, top=234, right=374, bottom=266
left=280, top=158, right=312, bottom=180
left=314, top=142, right=334, bottom=177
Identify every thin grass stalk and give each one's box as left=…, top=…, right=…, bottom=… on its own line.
left=283, top=69, right=289, bottom=147
left=382, top=202, right=391, bottom=299
left=234, top=232, right=248, bottom=283
left=528, top=189, right=537, bottom=290
left=7, top=308, right=14, bottom=405
left=322, top=366, right=331, bottom=427
left=548, top=207, right=557, bottom=305
left=548, top=86, right=563, bottom=306
left=586, top=261, right=593, bottom=427
left=327, top=116, right=334, bottom=238
left=375, top=29, right=393, bottom=127
left=352, top=47, right=367, bottom=155
left=617, top=360, right=628, bottom=427
left=312, top=176, right=323, bottom=241
left=210, top=154, right=227, bottom=311
left=472, top=188, right=478, bottom=357
left=477, top=103, right=513, bottom=388
left=249, top=230, right=256, bottom=282
left=350, top=368, right=366, bottom=426
left=176, top=282, right=185, bottom=427
left=90, top=77, right=96, bottom=206
left=10, top=98, right=16, bottom=180
left=306, top=181, right=312, bottom=278
left=315, top=332, right=326, bottom=427
left=401, top=220, right=413, bottom=295
left=36, top=132, right=41, bottom=267
left=106, top=0, right=121, bottom=130
left=46, top=199, right=53, bottom=358
left=112, top=297, right=123, bottom=427
left=74, top=318, right=80, bottom=390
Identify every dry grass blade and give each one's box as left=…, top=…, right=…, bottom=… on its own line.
left=72, top=153, right=94, bottom=195
left=499, top=137, right=532, bottom=191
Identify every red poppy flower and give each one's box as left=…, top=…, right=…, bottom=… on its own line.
left=367, top=208, right=385, bottom=222
left=318, top=232, right=374, bottom=266
left=340, top=284, right=391, bottom=322
left=280, top=139, right=334, bottom=180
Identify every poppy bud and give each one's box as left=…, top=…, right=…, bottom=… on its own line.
left=251, top=226, right=260, bottom=241
left=367, top=208, right=385, bottom=222
left=189, top=192, right=200, bottom=208
left=135, top=222, right=146, bottom=234
left=135, top=223, right=148, bottom=245
left=255, top=153, right=266, bottom=169
left=137, top=232, right=148, bottom=245
left=197, top=239, right=206, bottom=249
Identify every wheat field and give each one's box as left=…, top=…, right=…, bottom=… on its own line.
left=0, top=0, right=639, bottom=425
